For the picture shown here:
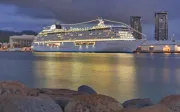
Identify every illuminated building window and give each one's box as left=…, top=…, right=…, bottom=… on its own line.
left=163, top=45, right=170, bottom=52
left=149, top=46, right=154, bottom=52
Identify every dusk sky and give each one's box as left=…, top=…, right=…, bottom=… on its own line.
left=1, top=0, right=180, bottom=40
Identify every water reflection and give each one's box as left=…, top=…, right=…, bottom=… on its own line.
left=33, top=52, right=138, bottom=101
left=162, top=68, right=169, bottom=84
left=0, top=52, right=35, bottom=87
left=33, top=52, right=180, bottom=103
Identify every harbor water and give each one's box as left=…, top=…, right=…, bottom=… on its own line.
left=0, top=52, right=180, bottom=103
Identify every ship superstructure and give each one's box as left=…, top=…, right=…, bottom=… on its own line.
left=31, top=18, right=146, bottom=52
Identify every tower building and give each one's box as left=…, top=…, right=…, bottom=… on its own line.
left=130, top=16, right=142, bottom=39
left=155, top=12, right=168, bottom=40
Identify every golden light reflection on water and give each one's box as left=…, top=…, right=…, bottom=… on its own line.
left=33, top=52, right=138, bottom=102
left=175, top=69, right=180, bottom=85
left=114, top=54, right=137, bottom=100
left=149, top=68, right=155, bottom=82
left=163, top=68, right=170, bottom=84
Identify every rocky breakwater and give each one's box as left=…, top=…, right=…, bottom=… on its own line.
left=0, top=81, right=178, bottom=112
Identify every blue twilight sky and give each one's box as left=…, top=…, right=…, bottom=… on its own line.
left=1, top=0, right=180, bottom=40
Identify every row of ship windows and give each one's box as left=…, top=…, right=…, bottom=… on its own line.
left=38, top=37, right=134, bottom=40
left=39, top=33, right=117, bottom=37
left=42, top=29, right=120, bottom=33
left=36, top=36, right=134, bottom=41
left=38, top=34, right=133, bottom=38
left=37, top=35, right=134, bottom=38
left=33, top=39, right=135, bottom=47
left=39, top=30, right=131, bottom=36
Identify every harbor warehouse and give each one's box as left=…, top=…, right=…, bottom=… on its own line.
left=138, top=40, right=180, bottom=52
left=9, top=35, right=35, bottom=48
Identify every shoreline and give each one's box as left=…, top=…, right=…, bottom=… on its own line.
left=1, top=50, right=180, bottom=54
left=0, top=81, right=177, bottom=112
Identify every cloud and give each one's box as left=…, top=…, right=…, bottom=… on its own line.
left=0, top=4, right=56, bottom=31
left=0, top=27, right=14, bottom=31
left=1, top=0, right=180, bottom=24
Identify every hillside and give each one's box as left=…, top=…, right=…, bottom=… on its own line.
left=0, top=30, right=37, bottom=42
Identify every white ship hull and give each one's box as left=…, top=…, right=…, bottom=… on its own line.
left=31, top=40, right=145, bottom=53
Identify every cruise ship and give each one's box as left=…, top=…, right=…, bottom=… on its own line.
left=31, top=18, right=146, bottom=52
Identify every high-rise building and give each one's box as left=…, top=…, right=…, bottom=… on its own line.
left=155, top=12, right=168, bottom=40
left=130, top=16, right=142, bottom=39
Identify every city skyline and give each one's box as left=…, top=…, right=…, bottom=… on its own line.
left=0, top=0, right=180, bottom=40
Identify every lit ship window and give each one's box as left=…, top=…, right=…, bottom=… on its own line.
left=78, top=34, right=83, bottom=36
left=75, top=42, right=95, bottom=46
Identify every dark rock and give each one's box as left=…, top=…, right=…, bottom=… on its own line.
left=122, top=98, right=153, bottom=108
left=38, top=88, right=86, bottom=96
left=64, top=94, right=123, bottom=112
left=160, top=95, right=180, bottom=112
left=27, top=88, right=88, bottom=109
left=120, top=104, right=171, bottom=112
left=55, top=98, right=70, bottom=110
left=78, top=85, right=97, bottom=94
left=0, top=81, right=27, bottom=96
left=40, top=89, right=88, bottom=110
left=0, top=95, right=63, bottom=112
left=26, top=88, right=40, bottom=96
